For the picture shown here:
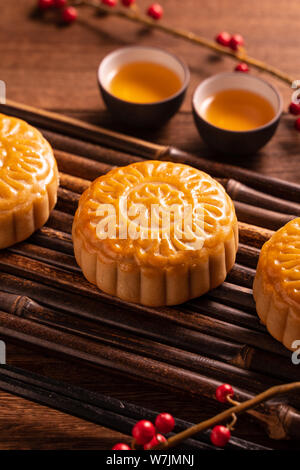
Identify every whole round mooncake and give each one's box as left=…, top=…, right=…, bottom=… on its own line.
left=72, top=160, right=238, bottom=306
left=0, top=114, right=59, bottom=249
left=253, top=217, right=300, bottom=350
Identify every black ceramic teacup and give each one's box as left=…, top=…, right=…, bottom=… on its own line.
left=98, top=46, right=190, bottom=128
left=192, top=72, right=283, bottom=156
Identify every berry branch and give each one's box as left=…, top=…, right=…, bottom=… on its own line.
left=71, top=0, right=294, bottom=86
left=112, top=382, right=300, bottom=450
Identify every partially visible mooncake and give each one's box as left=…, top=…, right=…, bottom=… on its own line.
left=0, top=114, right=58, bottom=249
left=72, top=160, right=238, bottom=306
left=253, top=217, right=300, bottom=350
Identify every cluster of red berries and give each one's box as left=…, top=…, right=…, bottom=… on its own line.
left=215, top=31, right=244, bottom=50
left=102, top=0, right=163, bottom=20
left=112, top=412, right=175, bottom=450
left=112, top=384, right=235, bottom=450
left=38, top=0, right=77, bottom=23
left=215, top=32, right=249, bottom=74
left=38, top=0, right=163, bottom=23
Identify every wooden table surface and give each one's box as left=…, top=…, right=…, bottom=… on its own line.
left=0, top=0, right=299, bottom=450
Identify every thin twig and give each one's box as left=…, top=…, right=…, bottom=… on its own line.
left=227, top=413, right=237, bottom=431
left=74, top=0, right=295, bottom=86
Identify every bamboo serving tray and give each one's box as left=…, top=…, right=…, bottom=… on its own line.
left=0, top=100, right=300, bottom=444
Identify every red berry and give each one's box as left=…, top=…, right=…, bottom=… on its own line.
left=112, top=443, right=131, bottom=450
left=210, top=425, right=231, bottom=447
left=102, top=0, right=117, bottom=6
left=147, top=3, right=163, bottom=20
left=229, top=34, right=244, bottom=51
left=215, top=383, right=234, bottom=403
left=215, top=31, right=231, bottom=47
left=295, top=117, right=300, bottom=131
left=155, top=413, right=175, bottom=434
left=62, top=6, right=78, bottom=23
left=289, top=102, right=300, bottom=115
left=132, top=420, right=155, bottom=445
left=144, top=433, right=166, bottom=450
left=53, top=0, right=66, bottom=7
left=122, top=0, right=135, bottom=5
left=38, top=0, right=54, bottom=9
left=235, top=62, right=249, bottom=73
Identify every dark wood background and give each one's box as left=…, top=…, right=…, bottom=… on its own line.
left=0, top=0, right=299, bottom=450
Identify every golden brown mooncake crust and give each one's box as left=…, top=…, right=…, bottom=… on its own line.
left=253, top=217, right=300, bottom=350
left=72, top=160, right=238, bottom=306
left=0, top=114, right=59, bottom=249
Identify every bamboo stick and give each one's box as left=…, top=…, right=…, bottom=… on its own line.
left=29, top=226, right=73, bottom=255
left=41, top=128, right=142, bottom=166
left=56, top=187, right=80, bottom=215
left=207, top=282, right=256, bottom=313
left=59, top=172, right=90, bottom=193
left=55, top=149, right=112, bottom=181
left=238, top=222, right=274, bottom=249
left=236, top=244, right=259, bottom=269
left=9, top=243, right=78, bottom=273
left=234, top=201, right=294, bottom=231
left=225, top=179, right=300, bottom=216
left=46, top=209, right=73, bottom=233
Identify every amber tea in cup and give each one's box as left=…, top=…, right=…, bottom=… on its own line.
left=200, top=89, right=276, bottom=131
left=108, top=61, right=183, bottom=104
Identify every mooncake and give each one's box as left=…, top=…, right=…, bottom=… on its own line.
left=253, top=217, right=300, bottom=350
left=0, top=114, right=58, bottom=249
left=72, top=160, right=238, bottom=306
